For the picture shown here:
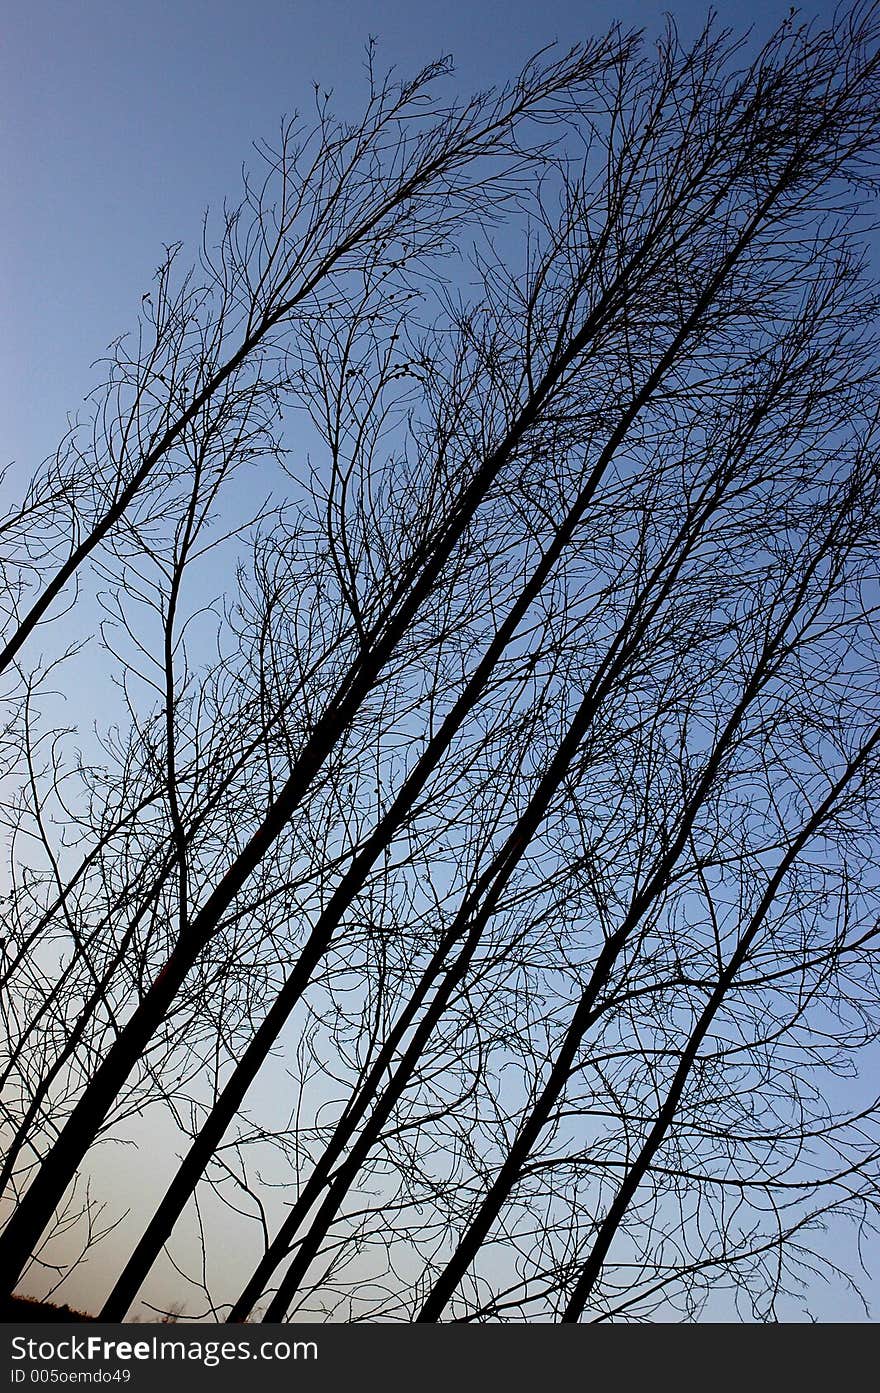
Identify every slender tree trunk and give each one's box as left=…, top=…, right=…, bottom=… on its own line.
left=103, top=265, right=773, bottom=1317
left=98, top=245, right=736, bottom=1318
left=0, top=271, right=644, bottom=1297
left=414, top=580, right=823, bottom=1319
left=560, top=725, right=880, bottom=1321
left=6, top=41, right=817, bottom=1287
left=253, top=496, right=737, bottom=1319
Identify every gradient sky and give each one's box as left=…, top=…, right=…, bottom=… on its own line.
left=3, top=0, right=877, bottom=1321
left=1, top=0, right=815, bottom=477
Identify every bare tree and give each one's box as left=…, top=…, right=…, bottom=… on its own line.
left=87, top=7, right=880, bottom=1319
left=3, top=5, right=880, bottom=1324
left=0, top=37, right=629, bottom=1293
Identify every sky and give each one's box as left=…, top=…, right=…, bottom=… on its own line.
left=3, top=0, right=877, bottom=1322
left=1, top=0, right=815, bottom=478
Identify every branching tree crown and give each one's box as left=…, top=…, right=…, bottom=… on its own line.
left=2, top=5, right=880, bottom=1324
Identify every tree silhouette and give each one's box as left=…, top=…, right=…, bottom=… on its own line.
left=2, top=6, right=880, bottom=1323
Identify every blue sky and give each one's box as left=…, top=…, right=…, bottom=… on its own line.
left=3, top=0, right=877, bottom=1322
left=1, top=0, right=812, bottom=477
